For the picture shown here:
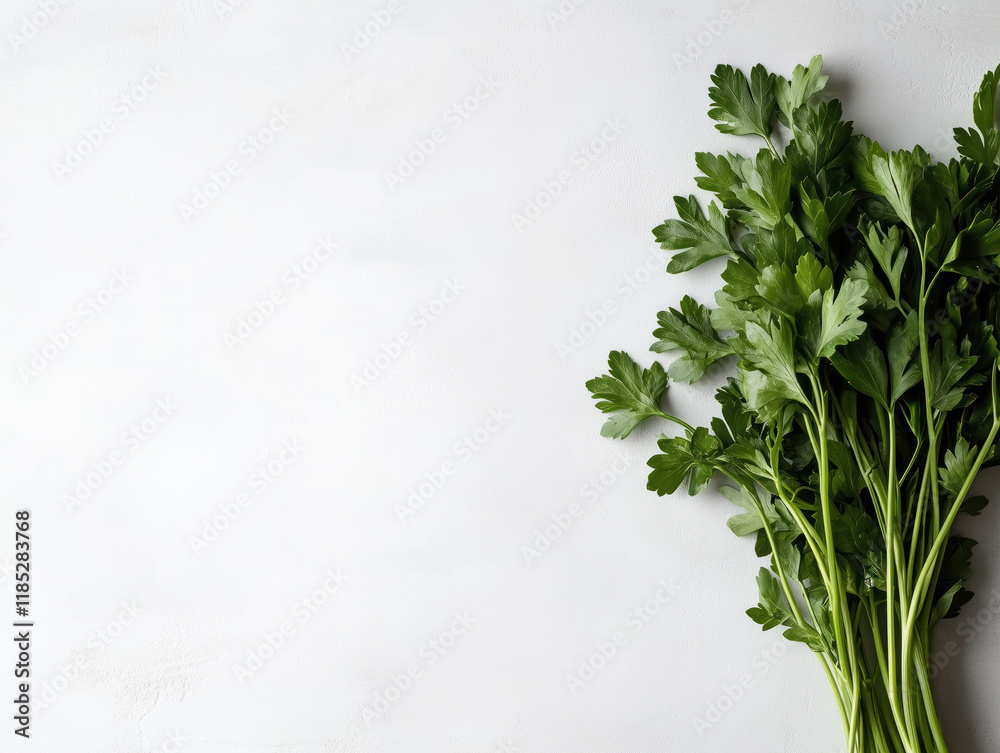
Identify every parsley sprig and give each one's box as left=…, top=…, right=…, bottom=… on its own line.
left=588, top=56, right=1000, bottom=753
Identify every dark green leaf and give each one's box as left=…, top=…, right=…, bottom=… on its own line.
left=694, top=152, right=743, bottom=207
left=775, top=55, right=828, bottom=126
left=654, top=196, right=734, bottom=273
left=587, top=351, right=668, bottom=439
left=783, top=625, right=826, bottom=651
left=786, top=100, right=854, bottom=176
left=931, top=536, right=977, bottom=625
left=939, top=437, right=977, bottom=496
left=888, top=314, right=921, bottom=404
left=741, top=320, right=809, bottom=403
left=731, top=150, right=792, bottom=230
left=872, top=150, right=918, bottom=230
left=954, top=65, right=1000, bottom=166
left=928, top=338, right=978, bottom=411
left=800, top=278, right=869, bottom=360
left=708, top=64, right=777, bottom=140
left=651, top=296, right=732, bottom=383
left=830, top=332, right=889, bottom=409
left=861, top=223, right=906, bottom=301
left=746, top=567, right=793, bottom=630
left=646, top=427, right=722, bottom=496
left=720, top=485, right=777, bottom=537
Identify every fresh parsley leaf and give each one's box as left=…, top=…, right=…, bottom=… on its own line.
left=786, top=100, right=854, bottom=177
left=651, top=296, right=732, bottom=383
left=799, top=189, right=854, bottom=250
left=783, top=624, right=826, bottom=652
left=587, top=351, right=668, bottom=438
left=872, top=150, right=919, bottom=231
left=775, top=54, right=828, bottom=126
left=741, top=320, right=809, bottom=402
left=740, top=369, right=800, bottom=424
left=940, top=437, right=977, bottom=497
left=694, top=152, right=743, bottom=208
left=653, top=195, right=734, bottom=273
left=888, top=314, right=921, bottom=404
left=646, top=427, right=721, bottom=495
left=794, top=253, right=834, bottom=300
left=846, top=259, right=895, bottom=311
left=861, top=223, right=906, bottom=301
left=731, top=150, right=792, bottom=230
left=973, top=66, right=1000, bottom=135
left=931, top=536, right=977, bottom=625
left=755, top=263, right=801, bottom=318
left=943, top=211, right=1000, bottom=272
left=954, top=65, right=1000, bottom=166
left=928, top=338, right=978, bottom=411
left=801, top=277, right=868, bottom=360
left=711, top=384, right=752, bottom=448
left=743, top=218, right=812, bottom=268
left=721, top=485, right=784, bottom=537
left=830, top=331, right=889, bottom=410
left=708, top=63, right=777, bottom=141
left=746, top=567, right=793, bottom=630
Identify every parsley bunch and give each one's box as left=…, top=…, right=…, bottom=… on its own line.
left=588, top=56, right=1000, bottom=752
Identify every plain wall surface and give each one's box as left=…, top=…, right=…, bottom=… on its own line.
left=2, top=1, right=1000, bottom=751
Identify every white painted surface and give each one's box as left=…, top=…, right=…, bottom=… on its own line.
left=1, top=1, right=999, bottom=751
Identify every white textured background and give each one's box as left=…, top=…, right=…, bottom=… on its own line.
left=2, top=1, right=1000, bottom=751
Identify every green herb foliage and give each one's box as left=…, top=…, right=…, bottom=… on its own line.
left=588, top=57, right=1000, bottom=753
